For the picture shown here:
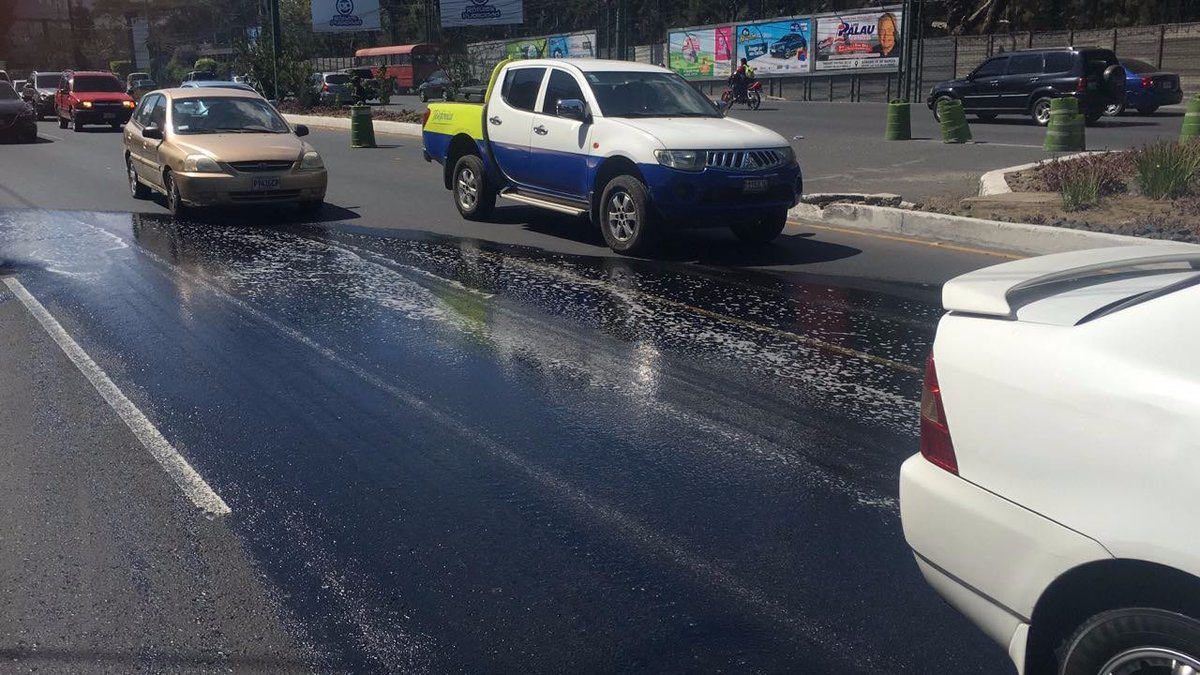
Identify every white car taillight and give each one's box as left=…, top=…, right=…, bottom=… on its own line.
left=919, top=354, right=958, bottom=475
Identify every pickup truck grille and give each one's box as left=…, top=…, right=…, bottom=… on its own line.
left=230, top=160, right=295, bottom=173
left=705, top=149, right=789, bottom=171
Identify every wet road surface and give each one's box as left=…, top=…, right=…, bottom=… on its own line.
left=0, top=208, right=1013, bottom=673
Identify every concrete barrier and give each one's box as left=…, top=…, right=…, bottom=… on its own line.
left=284, top=113, right=422, bottom=139
left=788, top=202, right=1153, bottom=256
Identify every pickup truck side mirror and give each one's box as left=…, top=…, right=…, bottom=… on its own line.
left=143, top=125, right=164, bottom=140
left=294, top=124, right=309, bottom=137
left=556, top=98, right=589, bottom=122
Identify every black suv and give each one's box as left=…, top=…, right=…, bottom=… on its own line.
left=20, top=70, right=63, bottom=120
left=927, top=47, right=1125, bottom=125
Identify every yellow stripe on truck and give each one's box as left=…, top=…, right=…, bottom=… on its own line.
left=424, top=103, right=485, bottom=140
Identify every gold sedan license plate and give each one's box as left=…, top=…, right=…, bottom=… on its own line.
left=252, top=177, right=281, bottom=191
left=743, top=178, right=768, bottom=194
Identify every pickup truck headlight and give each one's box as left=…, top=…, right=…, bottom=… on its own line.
left=80, top=101, right=93, bottom=109
left=777, top=146, right=796, bottom=164
left=655, top=149, right=705, bottom=172
left=123, top=100, right=136, bottom=109
left=183, top=155, right=223, bottom=173
left=299, top=151, right=324, bottom=170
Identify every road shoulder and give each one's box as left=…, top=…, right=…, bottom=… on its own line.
left=0, top=285, right=316, bottom=674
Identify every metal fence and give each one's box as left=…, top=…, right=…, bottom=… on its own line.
left=320, top=20, right=1200, bottom=104
left=919, top=22, right=1200, bottom=100
left=636, top=21, right=1200, bottom=104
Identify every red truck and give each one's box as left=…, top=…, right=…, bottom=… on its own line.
left=55, top=70, right=136, bottom=132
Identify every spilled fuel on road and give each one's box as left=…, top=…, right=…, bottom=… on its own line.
left=0, top=209, right=1006, bottom=674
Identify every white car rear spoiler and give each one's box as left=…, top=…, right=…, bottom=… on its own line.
left=943, top=243, right=1200, bottom=318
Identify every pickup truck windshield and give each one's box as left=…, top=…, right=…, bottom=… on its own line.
left=585, top=71, right=720, bottom=118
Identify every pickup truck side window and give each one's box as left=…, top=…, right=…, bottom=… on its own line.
left=501, top=68, right=546, bottom=112
left=540, top=70, right=586, bottom=115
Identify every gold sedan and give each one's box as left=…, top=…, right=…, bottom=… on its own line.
left=123, top=87, right=328, bottom=217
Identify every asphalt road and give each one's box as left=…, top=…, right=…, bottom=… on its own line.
left=0, top=121, right=1020, bottom=673
left=378, top=92, right=1188, bottom=202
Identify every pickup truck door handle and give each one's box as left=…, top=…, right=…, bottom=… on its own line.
left=489, top=116, right=502, bottom=126
left=533, top=125, right=548, bottom=135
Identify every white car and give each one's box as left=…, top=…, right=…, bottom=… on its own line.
left=901, top=243, right=1200, bottom=675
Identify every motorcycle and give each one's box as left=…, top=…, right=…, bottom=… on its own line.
left=720, top=78, right=762, bottom=111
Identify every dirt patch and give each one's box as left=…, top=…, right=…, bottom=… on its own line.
left=921, top=148, right=1200, bottom=243
left=277, top=103, right=425, bottom=124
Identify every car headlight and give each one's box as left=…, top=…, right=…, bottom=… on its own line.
left=80, top=101, right=93, bottom=108
left=299, top=151, right=324, bottom=170
left=654, top=149, right=705, bottom=172
left=39, top=93, right=50, bottom=101
left=123, top=100, right=136, bottom=109
left=776, top=145, right=795, bottom=164
left=183, top=155, right=223, bottom=173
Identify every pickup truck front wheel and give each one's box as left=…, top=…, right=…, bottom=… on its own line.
left=452, top=155, right=495, bottom=220
left=600, top=176, right=658, bottom=256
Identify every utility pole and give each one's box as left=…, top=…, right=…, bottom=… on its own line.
left=268, top=0, right=282, bottom=99
left=901, top=0, right=909, bottom=101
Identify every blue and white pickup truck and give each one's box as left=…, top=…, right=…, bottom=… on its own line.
left=422, top=59, right=803, bottom=255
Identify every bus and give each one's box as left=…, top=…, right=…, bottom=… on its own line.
left=354, top=44, right=441, bottom=93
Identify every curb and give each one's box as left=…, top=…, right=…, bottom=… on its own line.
left=978, top=151, right=1101, bottom=196
left=787, top=202, right=1153, bottom=256
left=284, top=113, right=422, bottom=138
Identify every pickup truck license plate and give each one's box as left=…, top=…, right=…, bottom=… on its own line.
left=743, top=178, right=769, bottom=194
left=252, top=177, right=281, bottom=191
left=103, top=112, right=116, bottom=120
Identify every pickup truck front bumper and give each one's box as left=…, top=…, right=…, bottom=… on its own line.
left=640, top=162, right=802, bottom=227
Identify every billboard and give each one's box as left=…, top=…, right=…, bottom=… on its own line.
left=505, top=32, right=596, bottom=60
left=312, top=0, right=382, bottom=32
left=668, top=26, right=733, bottom=80
left=734, top=18, right=811, bottom=76
left=814, top=11, right=903, bottom=71
left=440, top=0, right=524, bottom=28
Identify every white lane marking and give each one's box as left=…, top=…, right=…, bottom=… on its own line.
left=2, top=276, right=231, bottom=517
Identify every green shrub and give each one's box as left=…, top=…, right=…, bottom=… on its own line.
left=1060, top=166, right=1103, bottom=211
left=193, top=58, right=219, bottom=76
left=109, top=60, right=132, bottom=79
left=1135, top=141, right=1200, bottom=199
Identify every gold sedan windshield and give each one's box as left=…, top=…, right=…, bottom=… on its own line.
left=172, top=96, right=290, bottom=135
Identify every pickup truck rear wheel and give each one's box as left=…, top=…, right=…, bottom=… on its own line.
left=452, top=154, right=495, bottom=220
left=600, top=175, right=658, bottom=256
left=731, top=209, right=787, bottom=245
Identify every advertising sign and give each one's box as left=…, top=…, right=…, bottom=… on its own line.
left=668, top=26, right=733, bottom=80
left=814, top=11, right=902, bottom=71
left=440, top=0, right=524, bottom=28
left=505, top=32, right=596, bottom=60
left=546, top=32, right=597, bottom=59
left=734, top=18, right=811, bottom=76
left=312, top=0, right=382, bottom=33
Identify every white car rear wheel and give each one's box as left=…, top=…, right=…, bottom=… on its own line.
left=1058, top=608, right=1200, bottom=675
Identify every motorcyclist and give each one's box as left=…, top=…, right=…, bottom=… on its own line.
left=730, top=60, right=749, bottom=102
left=351, top=76, right=370, bottom=105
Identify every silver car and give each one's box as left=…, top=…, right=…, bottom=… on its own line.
left=313, top=72, right=353, bottom=106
